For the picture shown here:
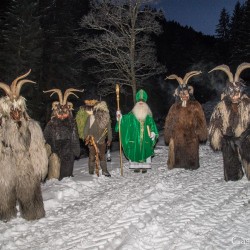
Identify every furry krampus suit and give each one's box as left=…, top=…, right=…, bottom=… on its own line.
left=43, top=88, right=82, bottom=180
left=76, top=99, right=98, bottom=141
left=83, top=101, right=112, bottom=177
left=0, top=70, right=48, bottom=222
left=209, top=63, right=250, bottom=181
left=164, top=71, right=208, bottom=170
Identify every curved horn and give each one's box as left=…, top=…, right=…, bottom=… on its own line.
left=43, top=89, right=63, bottom=104
left=165, top=74, right=183, bottom=85
left=10, top=69, right=32, bottom=94
left=63, top=88, right=84, bottom=105
left=183, top=71, right=202, bottom=84
left=234, top=63, right=250, bottom=82
left=15, top=79, right=36, bottom=98
left=208, top=65, right=234, bottom=83
left=0, top=82, right=11, bottom=97
left=51, top=101, right=60, bottom=110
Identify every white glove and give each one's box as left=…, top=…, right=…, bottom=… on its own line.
left=150, top=132, right=156, bottom=141
left=116, top=110, right=122, bottom=121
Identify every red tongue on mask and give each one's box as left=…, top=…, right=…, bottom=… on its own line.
left=57, top=113, right=69, bottom=120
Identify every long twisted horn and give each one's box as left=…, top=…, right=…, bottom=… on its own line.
left=0, top=82, right=11, bottom=97
left=63, top=88, right=84, bottom=105
left=15, top=79, right=36, bottom=98
left=234, top=63, right=250, bottom=82
left=10, top=69, right=32, bottom=95
left=183, top=71, right=202, bottom=84
left=165, top=74, right=183, bottom=85
left=43, top=89, right=63, bottom=104
left=208, top=65, right=234, bottom=83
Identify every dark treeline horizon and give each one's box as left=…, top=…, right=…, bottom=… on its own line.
left=0, top=0, right=250, bottom=131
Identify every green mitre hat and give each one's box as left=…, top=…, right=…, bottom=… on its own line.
left=135, top=89, right=148, bottom=102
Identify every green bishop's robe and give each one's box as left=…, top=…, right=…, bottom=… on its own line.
left=115, top=112, right=158, bottom=162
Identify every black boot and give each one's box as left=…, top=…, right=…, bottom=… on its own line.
left=102, top=170, right=111, bottom=177
left=134, top=169, right=140, bottom=173
left=100, top=161, right=111, bottom=177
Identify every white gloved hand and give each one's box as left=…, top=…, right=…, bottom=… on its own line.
left=116, top=110, right=122, bottom=121
left=150, top=132, right=156, bottom=141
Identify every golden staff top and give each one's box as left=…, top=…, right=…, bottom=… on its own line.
left=116, top=84, right=120, bottom=111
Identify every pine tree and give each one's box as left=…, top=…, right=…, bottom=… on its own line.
left=215, top=8, right=230, bottom=41
left=39, top=0, right=89, bottom=91
left=229, top=1, right=245, bottom=69
left=234, top=0, right=250, bottom=64
left=0, top=0, right=42, bottom=82
left=215, top=7, right=231, bottom=63
left=0, top=0, right=44, bottom=121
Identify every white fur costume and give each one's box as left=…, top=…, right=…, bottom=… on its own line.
left=0, top=70, right=48, bottom=221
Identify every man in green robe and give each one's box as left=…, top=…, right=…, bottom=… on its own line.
left=116, top=89, right=159, bottom=173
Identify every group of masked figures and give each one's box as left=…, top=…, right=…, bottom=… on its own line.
left=1, top=62, right=250, bottom=223
left=116, top=63, right=250, bottom=182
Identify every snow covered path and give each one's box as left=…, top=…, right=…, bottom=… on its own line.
left=1, top=141, right=250, bottom=250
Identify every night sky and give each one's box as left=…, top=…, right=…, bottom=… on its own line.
left=155, top=0, right=246, bottom=35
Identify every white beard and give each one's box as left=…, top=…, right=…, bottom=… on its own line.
left=132, top=102, right=152, bottom=121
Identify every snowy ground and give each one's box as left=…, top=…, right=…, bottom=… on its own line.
left=1, top=135, right=250, bottom=250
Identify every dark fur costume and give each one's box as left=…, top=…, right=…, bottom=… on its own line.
left=209, top=95, right=250, bottom=181
left=44, top=117, right=80, bottom=180
left=164, top=100, right=207, bottom=170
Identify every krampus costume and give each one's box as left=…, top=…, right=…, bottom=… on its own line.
left=43, top=88, right=82, bottom=180
left=115, top=89, right=159, bottom=173
left=0, top=70, right=48, bottom=222
left=164, top=71, right=208, bottom=170
left=208, top=63, right=250, bottom=181
left=76, top=99, right=98, bottom=141
left=83, top=101, right=112, bottom=177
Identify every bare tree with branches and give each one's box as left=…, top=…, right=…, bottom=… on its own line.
left=78, top=0, right=166, bottom=103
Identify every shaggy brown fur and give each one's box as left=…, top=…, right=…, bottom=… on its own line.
left=84, top=101, right=112, bottom=175
left=209, top=95, right=250, bottom=181
left=94, top=101, right=110, bottom=130
left=164, top=100, right=207, bottom=170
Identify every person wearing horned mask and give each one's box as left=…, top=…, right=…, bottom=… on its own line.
left=164, top=71, right=208, bottom=170
left=83, top=101, right=112, bottom=177
left=43, top=88, right=82, bottom=180
left=0, top=70, right=48, bottom=221
left=116, top=89, right=159, bottom=173
left=209, top=63, right=250, bottom=181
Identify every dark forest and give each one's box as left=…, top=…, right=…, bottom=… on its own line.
left=1, top=0, right=250, bottom=131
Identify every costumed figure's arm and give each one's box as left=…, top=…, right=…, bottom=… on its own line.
left=107, top=120, right=112, bottom=146
left=194, top=102, right=208, bottom=142
left=28, top=120, right=49, bottom=181
left=71, top=119, right=80, bottom=158
left=164, top=105, right=176, bottom=145
left=44, top=122, right=55, bottom=152
left=208, top=105, right=223, bottom=151
left=16, top=118, right=31, bottom=150
left=147, top=116, right=159, bottom=146
left=115, top=110, right=122, bottom=132
left=43, top=121, right=61, bottom=180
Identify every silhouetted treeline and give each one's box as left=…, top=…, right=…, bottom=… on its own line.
left=0, top=0, right=250, bottom=129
